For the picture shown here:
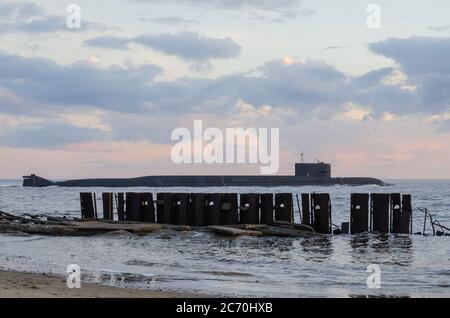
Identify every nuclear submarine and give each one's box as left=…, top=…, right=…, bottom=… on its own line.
left=23, top=162, right=384, bottom=188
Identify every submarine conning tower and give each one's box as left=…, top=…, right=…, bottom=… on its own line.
left=295, top=162, right=332, bottom=178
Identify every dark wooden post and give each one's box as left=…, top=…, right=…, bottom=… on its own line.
left=172, top=193, right=188, bottom=225
left=80, top=193, right=96, bottom=219
left=141, top=193, right=155, bottom=223
left=260, top=194, right=274, bottom=225
left=275, top=193, right=293, bottom=223
left=156, top=193, right=172, bottom=224
left=311, top=193, right=332, bottom=234
left=206, top=193, right=221, bottom=225
left=350, top=193, right=369, bottom=234
left=125, top=192, right=132, bottom=221
left=102, top=192, right=114, bottom=220
left=239, top=194, right=260, bottom=224
left=221, top=193, right=239, bottom=225
left=117, top=193, right=125, bottom=221
left=93, top=192, right=98, bottom=219
left=301, top=193, right=311, bottom=225
left=371, top=193, right=390, bottom=233
left=390, top=193, right=402, bottom=233
left=400, top=194, right=412, bottom=234
left=189, top=193, right=206, bottom=226
left=126, top=193, right=141, bottom=222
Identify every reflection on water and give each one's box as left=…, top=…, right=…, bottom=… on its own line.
left=0, top=179, right=449, bottom=297
left=350, top=234, right=413, bottom=267
left=300, top=237, right=333, bottom=262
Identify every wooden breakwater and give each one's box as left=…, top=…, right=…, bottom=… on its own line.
left=81, top=192, right=417, bottom=235
left=1, top=192, right=448, bottom=237
left=81, top=192, right=294, bottom=227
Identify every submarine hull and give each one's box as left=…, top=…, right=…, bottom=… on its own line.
left=23, top=175, right=384, bottom=188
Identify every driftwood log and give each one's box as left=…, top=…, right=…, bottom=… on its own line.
left=0, top=210, right=318, bottom=238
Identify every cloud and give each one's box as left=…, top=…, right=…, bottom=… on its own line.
left=3, top=36, right=450, bottom=150
left=0, top=1, right=105, bottom=34
left=134, top=32, right=241, bottom=61
left=0, top=51, right=162, bottom=111
left=352, top=67, right=395, bottom=87
left=0, top=122, right=108, bottom=148
left=429, top=25, right=450, bottom=33
left=129, top=0, right=312, bottom=20
left=370, top=37, right=450, bottom=114
left=0, top=51, right=412, bottom=117
left=323, top=46, right=346, bottom=50
left=1, top=37, right=450, bottom=172
left=0, top=2, right=44, bottom=18
left=84, top=36, right=131, bottom=50
left=370, top=37, right=450, bottom=76
left=140, top=16, right=198, bottom=25
left=84, top=32, right=242, bottom=68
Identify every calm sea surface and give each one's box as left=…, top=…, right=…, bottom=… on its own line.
left=0, top=179, right=449, bottom=297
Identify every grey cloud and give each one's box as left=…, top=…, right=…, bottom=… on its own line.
left=0, top=2, right=44, bottom=18
left=0, top=1, right=106, bottom=34
left=3, top=35, right=450, bottom=138
left=134, top=32, right=241, bottom=61
left=429, top=25, right=450, bottom=33
left=0, top=52, right=162, bottom=111
left=370, top=37, right=450, bottom=76
left=84, top=36, right=131, bottom=50
left=353, top=67, right=395, bottom=87
left=141, top=16, right=198, bottom=25
left=84, top=32, right=241, bottom=65
left=1, top=15, right=68, bottom=34
left=323, top=46, right=346, bottom=50
left=1, top=36, right=449, bottom=151
left=0, top=122, right=108, bottom=148
left=370, top=37, right=450, bottom=114
left=130, top=0, right=310, bottom=20
left=0, top=51, right=415, bottom=118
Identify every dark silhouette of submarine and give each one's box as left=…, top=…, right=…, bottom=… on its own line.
left=23, top=162, right=384, bottom=187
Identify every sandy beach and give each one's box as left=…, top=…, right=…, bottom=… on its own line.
left=0, top=271, right=203, bottom=298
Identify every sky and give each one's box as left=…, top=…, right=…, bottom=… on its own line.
left=1, top=0, right=450, bottom=179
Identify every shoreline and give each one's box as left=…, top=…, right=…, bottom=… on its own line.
left=0, top=270, right=205, bottom=298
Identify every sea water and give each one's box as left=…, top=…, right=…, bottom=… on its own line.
left=0, top=180, right=449, bottom=297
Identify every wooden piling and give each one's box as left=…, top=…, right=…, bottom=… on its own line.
left=260, top=194, right=274, bottom=226
left=206, top=193, right=222, bottom=226
left=221, top=193, right=239, bottom=225
left=93, top=193, right=98, bottom=219
left=400, top=194, right=412, bottom=234
left=156, top=193, right=172, bottom=224
left=371, top=193, right=390, bottom=233
left=239, top=194, right=260, bottom=224
left=102, top=193, right=114, bottom=220
left=341, top=222, right=350, bottom=235
left=80, top=193, right=96, bottom=219
left=126, top=193, right=142, bottom=222
left=301, top=193, right=311, bottom=225
left=350, top=193, right=369, bottom=234
left=390, top=193, right=402, bottom=233
left=117, top=193, right=125, bottom=221
left=311, top=193, right=332, bottom=234
left=141, top=193, right=155, bottom=223
left=275, top=193, right=293, bottom=223
left=172, top=193, right=188, bottom=225
left=189, top=193, right=206, bottom=226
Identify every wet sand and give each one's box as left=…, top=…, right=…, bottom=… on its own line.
left=0, top=271, right=203, bottom=298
